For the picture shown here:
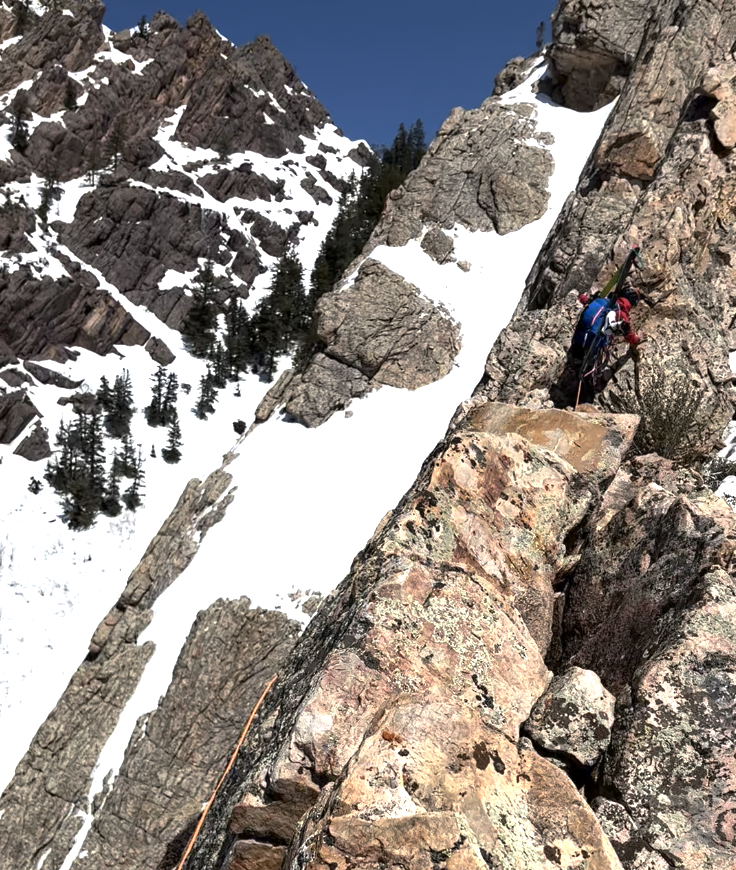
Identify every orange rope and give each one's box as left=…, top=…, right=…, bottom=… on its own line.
left=175, top=674, right=279, bottom=870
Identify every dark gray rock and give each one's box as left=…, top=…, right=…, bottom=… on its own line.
left=0, top=200, right=35, bottom=252
left=0, top=389, right=39, bottom=443
left=0, top=367, right=32, bottom=387
left=199, top=163, right=286, bottom=202
left=58, top=186, right=264, bottom=306
left=23, top=361, right=83, bottom=389
left=420, top=225, right=455, bottom=263
left=144, top=336, right=176, bottom=366
left=13, top=421, right=51, bottom=461
left=300, top=173, right=333, bottom=205
left=0, top=265, right=150, bottom=360
left=176, top=33, right=330, bottom=158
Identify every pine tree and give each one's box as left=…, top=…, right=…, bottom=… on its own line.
left=9, top=91, right=30, bottom=153
left=162, top=371, right=179, bottom=424
left=250, top=249, right=308, bottom=381
left=223, top=293, right=250, bottom=378
left=144, top=365, right=167, bottom=427
left=208, top=340, right=229, bottom=389
left=101, top=455, right=122, bottom=517
left=85, top=140, right=103, bottom=186
left=193, top=367, right=218, bottom=419
left=97, top=375, right=112, bottom=413
left=37, top=170, right=62, bottom=229
left=161, top=412, right=183, bottom=463
left=181, top=261, right=218, bottom=358
left=121, top=447, right=145, bottom=511
left=105, top=370, right=134, bottom=438
left=115, top=431, right=138, bottom=478
left=104, top=116, right=127, bottom=170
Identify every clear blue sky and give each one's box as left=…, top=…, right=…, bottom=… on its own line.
left=103, top=0, right=557, bottom=149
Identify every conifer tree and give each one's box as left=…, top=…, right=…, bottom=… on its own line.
left=181, top=261, right=218, bottom=358
left=223, top=293, right=250, bottom=378
left=161, top=412, right=183, bottom=464
left=250, top=249, right=308, bottom=381
left=144, top=365, right=167, bottom=427
left=104, top=370, right=134, bottom=438
left=104, top=116, right=127, bottom=170
left=121, top=447, right=144, bottom=511
left=37, top=170, right=62, bottom=229
left=85, top=140, right=103, bottom=186
left=101, top=455, right=122, bottom=517
left=162, top=371, right=179, bottom=423
left=8, top=91, right=30, bottom=153
left=193, top=367, right=218, bottom=419
left=115, top=431, right=138, bottom=478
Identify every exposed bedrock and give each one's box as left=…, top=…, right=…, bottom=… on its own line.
left=58, top=186, right=263, bottom=320
left=259, top=96, right=554, bottom=426
left=0, top=460, right=241, bottom=870
left=556, top=454, right=736, bottom=868
left=0, top=264, right=151, bottom=362
left=474, top=3, right=736, bottom=458
left=73, top=600, right=299, bottom=870
left=180, top=404, right=637, bottom=870
left=545, top=0, right=653, bottom=111
left=258, top=259, right=462, bottom=427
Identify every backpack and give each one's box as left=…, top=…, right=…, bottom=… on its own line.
left=574, top=297, right=614, bottom=350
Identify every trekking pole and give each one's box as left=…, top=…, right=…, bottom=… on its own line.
left=175, top=673, right=279, bottom=870
left=574, top=378, right=583, bottom=411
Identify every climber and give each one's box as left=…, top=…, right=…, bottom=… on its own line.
left=571, top=288, right=644, bottom=361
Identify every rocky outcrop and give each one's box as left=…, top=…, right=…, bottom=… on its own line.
left=73, top=599, right=299, bottom=870
left=13, top=421, right=51, bottom=460
left=544, top=0, right=652, bottom=111
left=177, top=34, right=330, bottom=158
left=258, top=81, right=555, bottom=425
left=0, top=458, right=240, bottom=870
left=0, top=388, right=39, bottom=443
left=474, top=0, right=736, bottom=461
left=548, top=455, right=736, bottom=868
left=179, top=405, right=636, bottom=870
left=373, top=100, right=553, bottom=245
left=523, top=666, right=615, bottom=773
left=58, top=186, right=262, bottom=307
left=268, top=260, right=461, bottom=426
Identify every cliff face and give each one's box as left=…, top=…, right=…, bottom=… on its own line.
left=4, top=1, right=736, bottom=869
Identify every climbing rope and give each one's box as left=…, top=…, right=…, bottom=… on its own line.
left=175, top=673, right=279, bottom=870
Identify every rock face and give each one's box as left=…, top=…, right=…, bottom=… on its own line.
left=0, top=4, right=363, bottom=378
left=274, top=260, right=461, bottom=427
left=179, top=405, right=636, bottom=870
left=258, top=91, right=555, bottom=425
left=73, top=599, right=299, bottom=870
left=0, top=457, right=245, bottom=870
left=545, top=0, right=652, bottom=110
left=474, top=0, right=736, bottom=462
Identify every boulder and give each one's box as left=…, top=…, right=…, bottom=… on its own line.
left=0, top=389, right=39, bottom=443
left=13, top=421, right=51, bottom=461
left=523, top=666, right=615, bottom=771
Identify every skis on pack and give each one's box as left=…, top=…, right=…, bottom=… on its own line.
left=601, top=246, right=643, bottom=298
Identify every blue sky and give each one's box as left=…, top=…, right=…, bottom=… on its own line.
left=103, top=0, right=557, bottom=149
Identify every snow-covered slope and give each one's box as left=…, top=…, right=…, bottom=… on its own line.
left=0, top=60, right=613, bottom=808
